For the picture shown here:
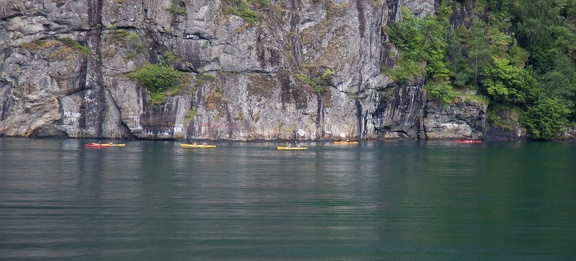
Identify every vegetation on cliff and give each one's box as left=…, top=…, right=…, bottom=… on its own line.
left=387, top=0, right=576, bottom=140
left=223, top=0, right=270, bottom=25
left=295, top=68, right=334, bottom=94
left=127, top=64, right=187, bottom=104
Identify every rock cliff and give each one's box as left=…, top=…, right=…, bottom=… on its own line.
left=0, top=0, right=487, bottom=141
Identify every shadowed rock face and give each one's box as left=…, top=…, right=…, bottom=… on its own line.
left=373, top=86, right=427, bottom=139
left=424, top=98, right=487, bottom=140
left=0, top=0, right=486, bottom=141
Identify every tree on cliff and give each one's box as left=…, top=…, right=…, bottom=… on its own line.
left=387, top=0, right=576, bottom=140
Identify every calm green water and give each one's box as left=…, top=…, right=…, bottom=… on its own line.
left=1, top=138, right=575, bottom=260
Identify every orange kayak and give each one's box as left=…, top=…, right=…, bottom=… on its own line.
left=455, top=139, right=482, bottom=144
left=334, top=141, right=359, bottom=144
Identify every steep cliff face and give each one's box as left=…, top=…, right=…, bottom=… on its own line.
left=0, top=0, right=486, bottom=140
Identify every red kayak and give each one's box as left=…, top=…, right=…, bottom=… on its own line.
left=85, top=143, right=114, bottom=148
left=455, top=139, right=482, bottom=144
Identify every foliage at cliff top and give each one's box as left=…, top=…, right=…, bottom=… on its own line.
left=387, top=0, right=576, bottom=140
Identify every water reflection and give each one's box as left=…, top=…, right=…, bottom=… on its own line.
left=1, top=139, right=575, bottom=259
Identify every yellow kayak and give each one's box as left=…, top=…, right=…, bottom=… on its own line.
left=277, top=146, right=308, bottom=150
left=181, top=143, right=217, bottom=148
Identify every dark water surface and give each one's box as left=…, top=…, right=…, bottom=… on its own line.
left=1, top=138, right=575, bottom=260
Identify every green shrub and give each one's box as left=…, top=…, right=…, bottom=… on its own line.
left=232, top=8, right=258, bottom=24
left=321, top=68, right=334, bottom=80
left=387, top=7, right=451, bottom=91
left=185, top=109, right=199, bottom=120
left=195, top=73, right=216, bottom=87
left=487, top=111, right=508, bottom=130
left=161, top=51, right=182, bottom=64
left=168, top=5, right=186, bottom=17
left=481, top=56, right=537, bottom=105
left=247, top=0, right=269, bottom=6
left=127, top=64, right=187, bottom=104
left=385, top=59, right=425, bottom=84
left=150, top=91, right=167, bottom=105
left=109, top=29, right=130, bottom=42
left=60, top=38, right=92, bottom=56
left=108, top=30, right=146, bottom=59
left=522, top=98, right=570, bottom=140
left=225, top=0, right=260, bottom=24
left=486, top=104, right=513, bottom=129
left=168, top=0, right=186, bottom=25
left=20, top=40, right=47, bottom=49
left=295, top=73, right=326, bottom=93
left=425, top=82, right=455, bottom=104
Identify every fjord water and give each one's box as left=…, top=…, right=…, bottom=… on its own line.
left=1, top=139, right=575, bottom=260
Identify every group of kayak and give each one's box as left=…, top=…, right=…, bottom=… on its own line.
left=85, top=140, right=362, bottom=150
left=86, top=139, right=480, bottom=149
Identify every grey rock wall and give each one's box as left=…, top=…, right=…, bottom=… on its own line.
left=0, top=0, right=487, bottom=141
left=424, top=97, right=487, bottom=140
